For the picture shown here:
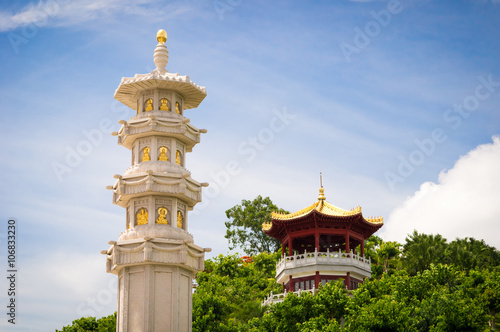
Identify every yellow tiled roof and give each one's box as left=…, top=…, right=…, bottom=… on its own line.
left=263, top=188, right=383, bottom=229
left=270, top=199, right=361, bottom=220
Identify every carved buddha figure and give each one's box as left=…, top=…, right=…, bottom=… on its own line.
left=177, top=211, right=183, bottom=228
left=156, top=207, right=168, bottom=224
left=175, top=150, right=181, bottom=165
left=158, top=146, right=168, bottom=161
left=160, top=98, right=169, bottom=111
left=137, top=208, right=148, bottom=225
left=175, top=102, right=180, bottom=114
left=145, top=98, right=154, bottom=112
left=142, top=147, right=151, bottom=162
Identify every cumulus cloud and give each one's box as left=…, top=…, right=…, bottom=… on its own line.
left=383, top=136, right=500, bottom=249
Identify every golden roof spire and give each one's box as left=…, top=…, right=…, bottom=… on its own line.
left=318, top=188, right=326, bottom=200
left=318, top=172, right=325, bottom=200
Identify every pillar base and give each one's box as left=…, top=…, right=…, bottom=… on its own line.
left=117, top=264, right=193, bottom=332
left=102, top=236, right=209, bottom=332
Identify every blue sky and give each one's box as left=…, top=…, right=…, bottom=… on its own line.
left=1, top=0, right=500, bottom=330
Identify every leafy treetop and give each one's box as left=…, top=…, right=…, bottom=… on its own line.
left=225, top=196, right=288, bottom=255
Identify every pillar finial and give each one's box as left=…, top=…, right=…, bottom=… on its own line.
left=156, top=29, right=167, bottom=43
left=154, top=29, right=169, bottom=72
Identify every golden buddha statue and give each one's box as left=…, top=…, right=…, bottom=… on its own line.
left=175, top=150, right=181, bottom=165
left=145, top=98, right=153, bottom=112
left=177, top=211, right=183, bottom=228
left=158, top=146, right=168, bottom=161
left=156, top=207, right=168, bottom=224
left=137, top=208, right=148, bottom=225
left=175, top=102, right=180, bottom=114
left=142, top=147, right=151, bottom=162
left=160, top=98, right=169, bottom=111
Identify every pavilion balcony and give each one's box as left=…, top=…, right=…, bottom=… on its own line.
left=275, top=249, right=372, bottom=285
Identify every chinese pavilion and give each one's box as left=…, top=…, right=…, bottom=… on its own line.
left=262, top=186, right=383, bottom=303
left=102, top=30, right=210, bottom=332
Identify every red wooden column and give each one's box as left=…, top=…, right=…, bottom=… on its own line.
left=315, top=271, right=320, bottom=290
left=344, top=232, right=350, bottom=253
left=282, top=243, right=286, bottom=258
left=289, top=275, right=294, bottom=291
left=288, top=236, right=293, bottom=256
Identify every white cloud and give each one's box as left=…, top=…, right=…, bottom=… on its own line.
left=0, top=0, right=191, bottom=32
left=383, top=136, right=500, bottom=249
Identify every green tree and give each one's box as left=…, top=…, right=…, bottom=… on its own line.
left=315, top=280, right=349, bottom=321
left=254, top=291, right=319, bottom=332
left=345, top=265, right=490, bottom=331
left=444, top=237, right=500, bottom=271
left=225, top=196, right=288, bottom=255
left=363, top=235, right=383, bottom=261
left=361, top=236, right=401, bottom=277
left=297, top=316, right=341, bottom=332
left=377, top=241, right=402, bottom=274
left=474, top=269, right=500, bottom=330
left=56, top=312, right=116, bottom=332
left=402, top=230, right=447, bottom=275
left=193, top=252, right=281, bottom=332
left=245, top=280, right=349, bottom=332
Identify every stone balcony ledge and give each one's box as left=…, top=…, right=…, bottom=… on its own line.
left=276, top=249, right=371, bottom=278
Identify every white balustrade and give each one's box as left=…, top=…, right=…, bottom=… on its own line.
left=276, top=249, right=371, bottom=276
left=262, top=288, right=320, bottom=307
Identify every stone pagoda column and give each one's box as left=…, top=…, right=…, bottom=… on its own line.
left=102, top=29, right=210, bottom=332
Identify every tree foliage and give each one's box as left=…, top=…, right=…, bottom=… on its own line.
left=401, top=230, right=500, bottom=276
left=346, top=265, right=490, bottom=332
left=246, top=281, right=347, bottom=332
left=444, top=237, right=500, bottom=271
left=60, top=230, right=500, bottom=332
left=402, top=230, right=447, bottom=275
left=362, top=235, right=402, bottom=277
left=56, top=312, right=116, bottom=332
left=225, top=196, right=288, bottom=255
left=192, top=252, right=282, bottom=332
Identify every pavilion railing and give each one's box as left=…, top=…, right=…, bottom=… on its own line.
left=262, top=288, right=319, bottom=307
left=275, top=249, right=371, bottom=276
